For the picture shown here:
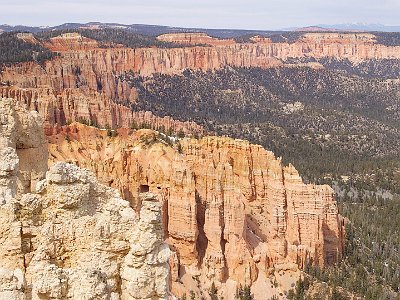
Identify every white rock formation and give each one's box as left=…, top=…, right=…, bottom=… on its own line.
left=121, top=193, right=170, bottom=300
left=0, top=98, right=170, bottom=299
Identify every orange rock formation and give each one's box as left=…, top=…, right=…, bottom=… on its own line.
left=47, top=124, right=345, bottom=297
left=0, top=85, right=204, bottom=136
left=157, top=33, right=236, bottom=46
left=44, top=33, right=100, bottom=51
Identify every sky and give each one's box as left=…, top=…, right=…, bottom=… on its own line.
left=1, top=0, right=400, bottom=30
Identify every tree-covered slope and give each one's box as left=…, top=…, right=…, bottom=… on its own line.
left=123, top=67, right=400, bottom=190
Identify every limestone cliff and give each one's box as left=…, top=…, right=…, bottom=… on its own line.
left=0, top=98, right=170, bottom=299
left=48, top=123, right=345, bottom=299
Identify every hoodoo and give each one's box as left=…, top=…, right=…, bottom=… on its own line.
left=47, top=123, right=345, bottom=298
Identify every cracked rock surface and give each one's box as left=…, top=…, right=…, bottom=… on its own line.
left=0, top=98, right=170, bottom=300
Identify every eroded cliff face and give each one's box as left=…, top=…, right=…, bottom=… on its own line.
left=47, top=123, right=345, bottom=299
left=0, top=99, right=170, bottom=300
left=156, top=33, right=236, bottom=46
left=0, top=96, right=48, bottom=198
left=0, top=33, right=400, bottom=134
left=1, top=32, right=399, bottom=132
left=0, top=85, right=204, bottom=136
left=0, top=33, right=205, bottom=133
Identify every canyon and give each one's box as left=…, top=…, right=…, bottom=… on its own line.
left=1, top=32, right=400, bottom=131
left=2, top=30, right=389, bottom=298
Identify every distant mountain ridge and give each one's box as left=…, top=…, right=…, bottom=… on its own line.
left=317, top=23, right=400, bottom=32
left=0, top=22, right=280, bottom=38
left=290, top=23, right=400, bottom=32
left=2, top=21, right=400, bottom=38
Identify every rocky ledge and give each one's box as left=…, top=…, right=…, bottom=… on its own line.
left=0, top=98, right=170, bottom=300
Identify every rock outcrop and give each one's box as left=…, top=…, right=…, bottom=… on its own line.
left=48, top=123, right=345, bottom=299
left=0, top=98, right=170, bottom=299
left=0, top=97, right=47, bottom=196
left=44, top=33, right=100, bottom=52
left=121, top=193, right=170, bottom=300
left=157, top=33, right=236, bottom=46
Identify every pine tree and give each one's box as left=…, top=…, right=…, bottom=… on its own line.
left=189, top=290, right=196, bottom=300
left=209, top=282, right=218, bottom=300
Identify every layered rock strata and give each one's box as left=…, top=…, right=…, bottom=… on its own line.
left=0, top=99, right=170, bottom=299
left=48, top=123, right=345, bottom=297
left=156, top=33, right=236, bottom=46
left=1, top=32, right=399, bottom=131
left=0, top=86, right=205, bottom=135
